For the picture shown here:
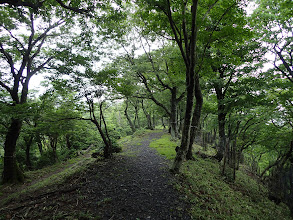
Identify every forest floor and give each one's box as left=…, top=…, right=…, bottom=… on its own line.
left=0, top=131, right=191, bottom=220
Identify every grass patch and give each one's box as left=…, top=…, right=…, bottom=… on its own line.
left=148, top=133, right=291, bottom=220
left=180, top=159, right=291, bottom=219
left=193, top=143, right=217, bottom=156
left=149, top=134, right=178, bottom=160
left=0, top=153, right=95, bottom=206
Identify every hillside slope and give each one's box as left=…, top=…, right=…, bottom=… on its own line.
left=149, top=133, right=292, bottom=220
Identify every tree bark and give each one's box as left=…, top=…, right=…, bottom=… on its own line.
left=214, top=79, right=227, bottom=161
left=2, top=119, right=24, bottom=183
left=171, top=71, right=195, bottom=172
left=186, top=75, right=203, bottom=160
left=124, top=99, right=136, bottom=133
left=170, top=88, right=178, bottom=139
left=141, top=100, right=153, bottom=130
left=49, top=135, right=58, bottom=163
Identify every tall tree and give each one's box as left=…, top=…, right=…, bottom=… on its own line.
left=0, top=6, right=74, bottom=182
left=136, top=0, right=247, bottom=172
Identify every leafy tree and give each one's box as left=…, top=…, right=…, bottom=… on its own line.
left=117, top=45, right=186, bottom=138
left=207, top=41, right=262, bottom=161
left=251, top=0, right=292, bottom=83
left=136, top=0, right=249, bottom=172
left=0, top=6, right=75, bottom=182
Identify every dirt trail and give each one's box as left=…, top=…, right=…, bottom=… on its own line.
left=0, top=132, right=191, bottom=220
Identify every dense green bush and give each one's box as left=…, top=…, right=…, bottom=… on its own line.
left=36, top=150, right=57, bottom=169
left=58, top=148, right=79, bottom=161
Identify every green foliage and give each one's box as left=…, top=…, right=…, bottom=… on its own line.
left=58, top=148, right=79, bottom=161
left=36, top=150, right=58, bottom=169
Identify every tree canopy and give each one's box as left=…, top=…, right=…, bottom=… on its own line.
left=0, top=0, right=293, bottom=216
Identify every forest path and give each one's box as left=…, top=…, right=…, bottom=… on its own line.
left=0, top=131, right=191, bottom=220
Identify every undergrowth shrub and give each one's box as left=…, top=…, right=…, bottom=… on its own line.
left=58, top=148, right=78, bottom=161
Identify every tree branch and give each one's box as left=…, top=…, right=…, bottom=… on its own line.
left=0, top=0, right=44, bottom=9
left=176, top=91, right=186, bottom=102
left=163, top=0, right=188, bottom=66
left=138, top=72, right=171, bottom=116
left=3, top=27, right=25, bottom=52
left=0, top=0, right=92, bottom=15
left=0, top=81, right=12, bottom=94
left=55, top=0, right=92, bottom=14
left=30, top=57, right=54, bottom=76
left=274, top=47, right=293, bottom=82
left=201, top=0, right=220, bottom=22
left=0, top=42, right=16, bottom=76
left=31, top=19, right=65, bottom=49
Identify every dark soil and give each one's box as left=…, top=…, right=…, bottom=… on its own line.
left=0, top=132, right=191, bottom=220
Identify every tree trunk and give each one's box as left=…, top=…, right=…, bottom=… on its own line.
left=187, top=75, right=203, bottom=160
left=2, top=119, right=24, bottom=183
left=35, top=134, right=43, bottom=155
left=124, top=100, right=136, bottom=133
left=99, top=102, right=113, bottom=158
left=232, top=139, right=237, bottom=181
left=141, top=100, right=153, bottom=130
left=92, top=119, right=112, bottom=158
left=171, top=71, right=195, bottom=172
left=49, top=135, right=58, bottom=163
left=152, top=111, right=155, bottom=128
left=161, top=117, right=166, bottom=129
left=215, top=111, right=226, bottom=161
left=170, top=88, right=178, bottom=139
left=134, top=104, right=140, bottom=128
left=214, top=82, right=227, bottom=161
left=221, top=138, right=230, bottom=176
left=169, top=0, right=199, bottom=173
left=24, top=135, right=34, bottom=170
